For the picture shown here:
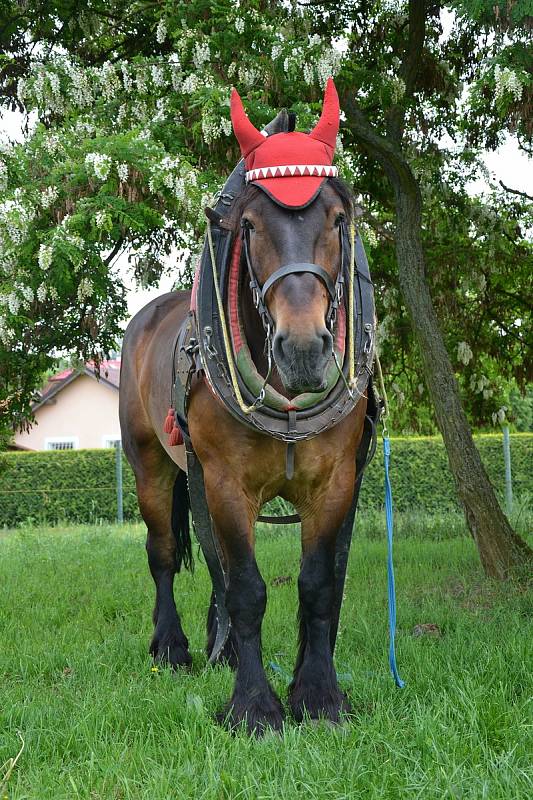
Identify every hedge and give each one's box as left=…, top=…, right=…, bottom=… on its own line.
left=0, top=434, right=531, bottom=527
left=0, top=448, right=140, bottom=527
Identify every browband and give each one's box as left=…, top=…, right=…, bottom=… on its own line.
left=261, top=262, right=336, bottom=300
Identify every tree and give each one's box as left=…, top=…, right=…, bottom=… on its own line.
left=0, top=1, right=531, bottom=574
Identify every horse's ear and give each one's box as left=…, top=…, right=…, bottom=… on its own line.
left=231, top=88, right=265, bottom=157
left=263, top=109, right=289, bottom=136
left=309, top=77, right=339, bottom=151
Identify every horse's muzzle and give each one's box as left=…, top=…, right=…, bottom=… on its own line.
left=273, top=327, right=333, bottom=394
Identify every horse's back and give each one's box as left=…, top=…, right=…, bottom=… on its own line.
left=120, top=290, right=191, bottom=467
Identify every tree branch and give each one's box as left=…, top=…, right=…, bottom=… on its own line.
left=499, top=180, right=533, bottom=203
left=104, top=238, right=125, bottom=267
left=387, top=0, right=427, bottom=143
left=342, top=95, right=421, bottom=204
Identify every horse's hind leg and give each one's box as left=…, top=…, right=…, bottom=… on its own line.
left=131, top=442, right=192, bottom=668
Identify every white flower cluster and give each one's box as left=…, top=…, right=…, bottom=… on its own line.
left=151, top=65, right=166, bottom=88
left=101, top=62, right=121, bottom=101
left=220, top=118, right=232, bottom=137
left=77, top=277, right=93, bottom=302
left=286, top=43, right=342, bottom=87
left=0, top=315, right=15, bottom=345
left=361, top=223, right=378, bottom=249
left=121, top=63, right=132, bottom=92
left=148, top=154, right=197, bottom=205
left=65, top=63, right=93, bottom=108
left=117, top=163, right=129, bottom=182
left=457, top=341, right=473, bottom=365
left=38, top=244, right=53, bottom=271
left=95, top=211, right=109, bottom=228
left=0, top=160, right=7, bottom=192
left=271, top=43, right=283, bottom=60
left=193, top=42, right=211, bottom=70
left=19, top=57, right=179, bottom=118
left=390, top=76, right=406, bottom=103
left=37, top=284, right=47, bottom=302
left=0, top=281, right=35, bottom=317
left=235, top=17, right=245, bottom=34
left=43, top=133, right=61, bottom=155
left=0, top=196, right=35, bottom=249
left=41, top=186, right=59, bottom=209
left=182, top=73, right=199, bottom=94
left=202, top=112, right=221, bottom=144
left=391, top=381, right=405, bottom=406
left=469, top=372, right=492, bottom=399
left=491, top=407, right=507, bottom=426
left=494, top=65, right=524, bottom=103
left=238, top=66, right=259, bottom=87
left=156, top=19, right=167, bottom=44
left=85, top=152, right=112, bottom=181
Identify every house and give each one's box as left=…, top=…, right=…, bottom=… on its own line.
left=13, top=359, right=121, bottom=451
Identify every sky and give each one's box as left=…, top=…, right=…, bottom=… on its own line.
left=1, top=95, right=531, bottom=321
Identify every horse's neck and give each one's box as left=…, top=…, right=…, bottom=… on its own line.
left=239, top=275, right=287, bottom=396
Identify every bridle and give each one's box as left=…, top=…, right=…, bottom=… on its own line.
left=241, top=215, right=348, bottom=346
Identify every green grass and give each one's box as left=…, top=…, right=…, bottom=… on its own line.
left=0, top=521, right=531, bottom=799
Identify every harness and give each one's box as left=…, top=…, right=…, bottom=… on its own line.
left=171, top=158, right=381, bottom=662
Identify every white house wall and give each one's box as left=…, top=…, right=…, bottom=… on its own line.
left=14, top=374, right=121, bottom=451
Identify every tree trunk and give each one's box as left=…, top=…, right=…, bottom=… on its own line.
left=392, top=183, right=532, bottom=579
left=343, top=98, right=533, bottom=579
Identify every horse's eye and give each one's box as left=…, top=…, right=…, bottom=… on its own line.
left=334, top=213, right=346, bottom=227
left=242, top=217, right=255, bottom=232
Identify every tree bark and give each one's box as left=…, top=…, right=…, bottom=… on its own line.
left=343, top=99, right=533, bottom=580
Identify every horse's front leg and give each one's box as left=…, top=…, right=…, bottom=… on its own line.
left=289, top=482, right=355, bottom=724
left=204, top=471, right=284, bottom=735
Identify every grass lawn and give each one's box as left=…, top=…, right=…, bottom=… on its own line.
left=0, top=520, right=531, bottom=799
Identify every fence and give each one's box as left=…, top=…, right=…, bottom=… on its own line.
left=0, top=432, right=531, bottom=528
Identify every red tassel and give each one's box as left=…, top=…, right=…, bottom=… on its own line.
left=168, top=423, right=183, bottom=446
left=163, top=407, right=175, bottom=434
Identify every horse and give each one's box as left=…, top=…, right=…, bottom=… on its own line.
left=120, top=83, right=374, bottom=734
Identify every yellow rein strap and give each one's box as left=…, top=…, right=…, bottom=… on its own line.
left=206, top=220, right=258, bottom=415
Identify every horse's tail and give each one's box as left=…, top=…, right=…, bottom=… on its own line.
left=171, top=470, right=193, bottom=572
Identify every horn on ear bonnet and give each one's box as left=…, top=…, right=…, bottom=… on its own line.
left=230, top=77, right=340, bottom=208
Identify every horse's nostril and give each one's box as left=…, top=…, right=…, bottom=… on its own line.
left=320, top=328, right=333, bottom=357
left=273, top=331, right=287, bottom=364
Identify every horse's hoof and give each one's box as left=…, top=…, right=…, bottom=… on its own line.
left=150, top=630, right=192, bottom=669
left=289, top=684, right=351, bottom=724
left=216, top=687, right=285, bottom=735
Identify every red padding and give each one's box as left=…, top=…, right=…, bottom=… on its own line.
left=228, top=236, right=243, bottom=352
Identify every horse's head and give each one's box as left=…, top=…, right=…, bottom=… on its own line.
left=238, top=180, right=350, bottom=394
left=230, top=78, right=349, bottom=395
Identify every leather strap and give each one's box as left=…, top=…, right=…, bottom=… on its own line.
left=261, top=262, right=336, bottom=300
left=184, top=437, right=231, bottom=663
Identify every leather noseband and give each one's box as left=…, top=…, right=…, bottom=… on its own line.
left=260, top=262, right=336, bottom=301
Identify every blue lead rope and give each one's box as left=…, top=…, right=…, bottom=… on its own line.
left=383, top=435, right=405, bottom=688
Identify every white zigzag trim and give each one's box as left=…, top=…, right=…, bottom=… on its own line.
left=245, top=164, right=338, bottom=182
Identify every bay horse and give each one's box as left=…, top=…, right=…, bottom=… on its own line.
left=120, top=86, right=372, bottom=734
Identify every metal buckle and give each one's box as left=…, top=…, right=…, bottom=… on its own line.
left=363, top=323, right=373, bottom=355
left=203, top=326, right=218, bottom=359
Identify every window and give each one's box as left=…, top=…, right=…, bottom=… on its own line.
left=45, top=437, right=79, bottom=450
left=103, top=436, right=122, bottom=449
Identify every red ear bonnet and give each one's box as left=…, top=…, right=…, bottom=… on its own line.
left=230, top=88, right=265, bottom=158
left=230, top=78, right=340, bottom=208
left=309, top=78, right=340, bottom=154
